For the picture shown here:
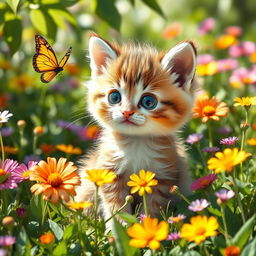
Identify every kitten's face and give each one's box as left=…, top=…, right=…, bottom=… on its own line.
left=87, top=36, right=196, bottom=136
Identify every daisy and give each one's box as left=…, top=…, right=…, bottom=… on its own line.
left=215, top=189, right=235, bottom=204
left=12, top=161, right=38, bottom=181
left=220, top=136, right=239, bottom=145
left=0, top=110, right=13, bottom=124
left=188, top=199, right=210, bottom=212
left=85, top=169, right=116, bottom=187
left=186, top=133, right=203, bottom=144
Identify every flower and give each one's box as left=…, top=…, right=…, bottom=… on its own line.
left=225, top=26, right=243, bottom=37
left=85, top=169, right=116, bottom=187
left=127, top=170, right=158, bottom=196
left=0, top=159, right=20, bottom=190
left=40, top=144, right=56, bottom=154
left=12, top=161, right=38, bottom=181
left=168, top=214, right=186, bottom=224
left=218, top=126, right=232, bottom=135
left=8, top=74, right=34, bottom=92
left=0, top=110, right=13, bottom=123
left=0, top=127, right=13, bottom=137
left=24, top=154, right=41, bottom=164
left=166, top=232, right=181, bottom=241
left=181, top=216, right=218, bottom=244
left=66, top=200, right=93, bottom=210
left=202, top=147, right=220, bottom=153
left=229, top=68, right=256, bottom=88
left=77, top=125, right=100, bottom=140
left=186, top=133, right=203, bottom=144
left=39, top=232, right=54, bottom=244
left=64, top=63, right=81, bottom=75
left=127, top=216, right=168, bottom=250
left=220, top=136, right=239, bottom=146
left=33, top=126, right=44, bottom=135
left=162, top=23, right=182, bottom=39
left=207, top=148, right=251, bottom=173
left=197, top=54, right=214, bottom=65
left=192, top=95, right=229, bottom=123
left=0, top=248, right=8, bottom=256
left=0, top=235, right=16, bottom=246
left=139, top=214, right=147, bottom=222
left=198, top=17, right=215, bottom=35
left=196, top=61, right=217, bottom=76
left=215, top=189, right=235, bottom=204
left=0, top=146, right=18, bottom=154
left=224, top=245, right=241, bottom=256
left=56, top=144, right=83, bottom=155
left=247, top=138, right=256, bottom=146
left=16, top=207, right=27, bottom=218
left=191, top=174, right=217, bottom=191
left=30, top=157, right=80, bottom=204
left=214, top=35, right=237, bottom=49
left=216, top=58, right=238, bottom=72
left=233, top=97, right=256, bottom=107
left=0, top=93, right=9, bottom=110
left=188, top=199, right=210, bottom=212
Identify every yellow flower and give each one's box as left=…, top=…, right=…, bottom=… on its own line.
left=247, top=138, right=256, bottom=146
left=56, top=144, right=82, bottom=155
left=214, top=35, right=237, bottom=49
left=207, top=148, right=251, bottom=173
left=66, top=200, right=93, bottom=210
left=85, top=169, right=116, bottom=186
left=180, top=215, right=219, bottom=244
left=8, top=74, right=34, bottom=92
left=249, top=52, right=256, bottom=63
left=233, top=97, right=256, bottom=107
left=127, top=217, right=168, bottom=250
left=196, top=62, right=217, bottom=76
left=127, top=170, right=158, bottom=196
left=192, top=95, right=229, bottom=123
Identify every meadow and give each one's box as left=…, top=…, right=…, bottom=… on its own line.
left=0, top=0, right=256, bottom=255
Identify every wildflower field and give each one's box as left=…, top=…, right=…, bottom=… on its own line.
left=1, top=0, right=256, bottom=255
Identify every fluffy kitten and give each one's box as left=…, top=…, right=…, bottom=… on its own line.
left=75, top=33, right=197, bottom=221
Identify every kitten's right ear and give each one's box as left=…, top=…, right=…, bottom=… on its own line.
left=88, top=35, right=118, bottom=77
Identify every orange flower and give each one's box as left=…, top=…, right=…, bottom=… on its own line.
left=249, top=52, right=256, bottom=63
left=192, top=95, right=229, bottom=122
left=40, top=232, right=55, bottom=244
left=214, top=35, right=237, bottom=49
left=40, top=144, right=56, bottom=154
left=0, top=146, right=18, bottom=154
left=30, top=157, right=81, bottom=204
left=64, top=63, right=81, bottom=75
left=162, top=23, right=182, bottom=40
left=0, top=93, right=9, bottom=109
left=33, top=126, right=44, bottom=135
left=224, top=245, right=240, bottom=256
left=56, top=144, right=82, bottom=155
left=247, top=138, right=256, bottom=146
left=8, top=74, right=34, bottom=92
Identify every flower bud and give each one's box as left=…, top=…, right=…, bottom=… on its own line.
left=125, top=195, right=134, bottom=204
left=33, top=126, right=44, bottom=135
left=17, top=120, right=26, bottom=129
left=16, top=207, right=27, bottom=218
left=169, top=185, right=179, bottom=194
left=240, top=122, right=249, bottom=130
left=2, top=216, right=14, bottom=229
left=108, top=237, right=115, bottom=244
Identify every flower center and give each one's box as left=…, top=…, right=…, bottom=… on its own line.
left=200, top=179, right=210, bottom=186
left=203, top=105, right=216, bottom=116
left=139, top=179, right=148, bottom=187
left=48, top=173, right=63, bottom=187
left=195, top=226, right=206, bottom=236
left=0, top=169, right=10, bottom=184
left=0, top=168, right=6, bottom=176
left=22, top=170, right=31, bottom=178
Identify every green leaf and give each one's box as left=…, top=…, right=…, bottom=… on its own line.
left=29, top=195, right=43, bottom=222
left=6, top=0, right=20, bottom=14
left=15, top=227, right=31, bottom=256
left=241, top=236, right=256, bottom=256
left=3, top=13, right=22, bottom=55
left=112, top=218, right=138, bottom=256
left=63, top=223, right=78, bottom=241
left=141, top=0, right=165, bottom=18
left=48, top=219, right=64, bottom=241
left=53, top=241, right=67, bottom=256
left=117, top=212, right=138, bottom=223
left=183, top=251, right=202, bottom=256
left=231, top=214, right=256, bottom=249
left=207, top=207, right=222, bottom=217
left=95, top=0, right=121, bottom=31
left=48, top=9, right=77, bottom=29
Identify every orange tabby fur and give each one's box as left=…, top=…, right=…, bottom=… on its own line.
left=75, top=33, right=197, bottom=222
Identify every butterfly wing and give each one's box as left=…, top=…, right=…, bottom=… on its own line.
left=40, top=71, right=58, bottom=83
left=59, top=47, right=72, bottom=68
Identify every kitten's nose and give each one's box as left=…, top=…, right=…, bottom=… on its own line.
left=122, top=110, right=134, bottom=119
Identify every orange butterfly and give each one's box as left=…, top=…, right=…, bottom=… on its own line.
left=33, top=35, right=72, bottom=83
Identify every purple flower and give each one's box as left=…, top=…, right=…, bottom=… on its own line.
left=0, top=127, right=13, bottom=137
left=0, top=235, right=16, bottom=246
left=0, top=248, right=8, bottom=256
left=56, top=120, right=81, bottom=133
left=16, top=207, right=27, bottom=218
left=168, top=214, right=186, bottom=224
left=198, top=17, right=215, bottom=35
left=202, top=146, right=220, bottom=153
left=218, top=127, right=232, bottom=134
left=188, top=199, right=210, bottom=212
left=12, top=161, right=38, bottom=181
left=220, top=136, right=238, bottom=145
left=23, top=155, right=41, bottom=165
left=215, top=189, right=235, bottom=204
left=138, top=214, right=146, bottom=222
left=186, top=133, right=203, bottom=144
left=167, top=232, right=181, bottom=241
left=0, top=159, right=20, bottom=190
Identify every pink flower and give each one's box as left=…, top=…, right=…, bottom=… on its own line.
left=216, top=58, right=238, bottom=72
left=215, top=189, right=235, bottom=204
left=229, top=44, right=243, bottom=58
left=168, top=214, right=186, bottom=224
left=198, top=18, right=215, bottom=35
left=167, top=232, right=181, bottom=241
left=12, top=161, right=38, bottom=181
left=186, top=133, right=203, bottom=144
left=242, top=41, right=256, bottom=55
left=229, top=42, right=256, bottom=58
left=0, top=235, right=16, bottom=246
left=191, top=174, right=217, bottom=191
left=0, top=159, right=20, bottom=190
left=138, top=214, right=147, bottom=222
left=202, top=147, right=220, bottom=153
left=197, top=54, right=214, bottom=65
left=188, top=199, right=210, bottom=212
left=220, top=136, right=238, bottom=145
left=225, top=26, right=243, bottom=37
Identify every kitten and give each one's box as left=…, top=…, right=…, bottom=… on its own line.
left=75, top=33, right=197, bottom=221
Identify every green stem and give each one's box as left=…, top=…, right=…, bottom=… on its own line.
left=104, top=200, right=129, bottom=224
left=231, top=173, right=246, bottom=224
left=33, top=134, right=38, bottom=154
left=220, top=205, right=230, bottom=245
left=208, top=122, right=213, bottom=147
left=195, top=144, right=207, bottom=171
left=203, top=243, right=210, bottom=256
left=77, top=214, right=85, bottom=249
left=176, top=191, right=191, bottom=205
left=0, top=129, right=5, bottom=164
left=143, top=193, right=149, bottom=216
left=94, top=185, right=99, bottom=245
left=41, top=200, right=48, bottom=226
left=240, top=108, right=249, bottom=151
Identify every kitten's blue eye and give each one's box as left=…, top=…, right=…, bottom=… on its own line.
left=108, top=90, right=122, bottom=104
left=140, top=95, right=157, bottom=110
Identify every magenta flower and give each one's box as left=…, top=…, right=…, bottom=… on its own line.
left=197, top=54, right=214, bottom=65
left=167, top=232, right=181, bottom=241
left=216, top=58, right=238, bottom=72
left=138, top=214, right=147, bottom=222
left=220, top=136, right=238, bottom=145
left=202, top=146, right=220, bottom=153
left=198, top=17, right=215, bottom=35
left=12, top=161, right=38, bottom=181
left=0, top=159, right=20, bottom=190
left=16, top=207, right=27, bottom=218
left=188, top=199, right=210, bottom=212
left=168, top=214, right=186, bottom=224
left=0, top=235, right=16, bottom=246
left=186, top=133, right=203, bottom=144
left=215, top=189, right=235, bottom=204
left=191, top=174, right=217, bottom=191
left=0, top=127, right=13, bottom=137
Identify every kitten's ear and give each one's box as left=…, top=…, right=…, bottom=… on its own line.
left=161, top=41, right=197, bottom=91
left=88, top=35, right=118, bottom=77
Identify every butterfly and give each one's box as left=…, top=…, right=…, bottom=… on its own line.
left=32, top=35, right=72, bottom=83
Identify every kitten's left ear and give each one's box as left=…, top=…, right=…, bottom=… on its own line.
left=161, top=41, right=197, bottom=91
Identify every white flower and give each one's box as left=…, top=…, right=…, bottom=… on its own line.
left=0, top=110, right=13, bottom=123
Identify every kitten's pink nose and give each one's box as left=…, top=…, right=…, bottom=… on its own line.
left=122, top=110, right=134, bottom=119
